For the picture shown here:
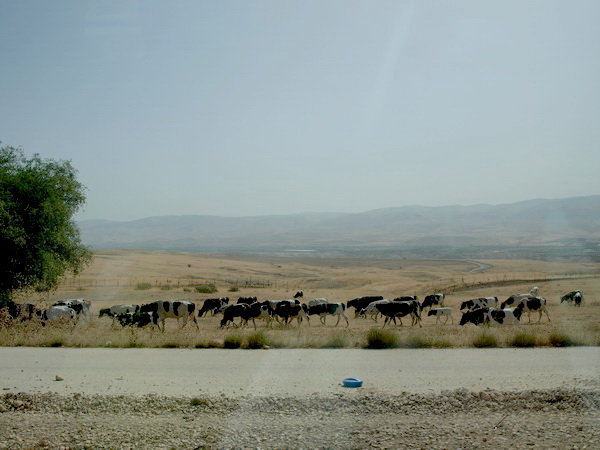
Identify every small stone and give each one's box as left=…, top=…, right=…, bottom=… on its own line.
left=55, top=376, right=64, bottom=382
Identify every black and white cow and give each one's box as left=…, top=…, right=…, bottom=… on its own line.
left=421, top=294, right=445, bottom=311
left=376, top=301, right=422, bottom=328
left=115, top=311, right=159, bottom=329
left=500, top=294, right=532, bottom=309
left=518, top=296, right=550, bottom=323
left=358, top=299, right=391, bottom=321
left=561, top=290, right=584, bottom=306
left=272, top=302, right=309, bottom=327
left=198, top=298, right=229, bottom=317
left=237, top=297, right=257, bottom=305
left=140, top=300, right=199, bottom=332
left=99, top=304, right=139, bottom=318
left=220, top=302, right=271, bottom=328
left=293, top=290, right=304, bottom=299
left=307, top=302, right=349, bottom=327
left=460, top=297, right=498, bottom=311
left=347, top=296, right=385, bottom=318
left=307, top=298, right=329, bottom=308
left=488, top=307, right=523, bottom=325
left=427, top=307, right=453, bottom=324
left=393, top=297, right=423, bottom=325
left=219, top=304, right=249, bottom=328
left=35, top=305, right=77, bottom=326
left=240, top=302, right=272, bottom=329
left=53, top=298, right=92, bottom=321
left=459, top=308, right=490, bottom=326
left=99, top=304, right=140, bottom=326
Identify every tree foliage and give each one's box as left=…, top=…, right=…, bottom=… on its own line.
left=0, top=144, right=92, bottom=305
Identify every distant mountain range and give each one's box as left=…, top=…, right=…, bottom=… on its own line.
left=78, top=196, right=600, bottom=260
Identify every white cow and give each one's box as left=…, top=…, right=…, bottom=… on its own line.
left=427, top=307, right=453, bottom=324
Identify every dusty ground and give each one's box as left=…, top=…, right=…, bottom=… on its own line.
left=1, top=348, right=599, bottom=448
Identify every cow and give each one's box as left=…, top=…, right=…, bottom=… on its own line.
left=307, top=298, right=329, bottom=308
left=99, top=304, right=140, bottom=317
left=488, top=307, right=523, bottom=325
left=347, top=296, right=385, bottom=318
left=99, top=304, right=140, bottom=326
left=2, top=301, right=36, bottom=322
left=240, top=302, right=272, bottom=329
left=393, top=297, right=423, bottom=325
left=307, top=302, right=349, bottom=327
left=427, top=307, right=453, bottom=324
left=293, top=290, right=304, bottom=299
left=459, top=308, right=491, bottom=326
left=375, top=301, right=421, bottom=328
left=116, top=311, right=159, bottom=329
left=35, top=305, right=77, bottom=326
left=561, top=290, right=584, bottom=306
left=237, top=297, right=257, bottom=305
left=272, top=302, right=309, bottom=327
left=500, top=294, right=532, bottom=309
left=358, top=299, right=391, bottom=321
left=421, top=294, right=445, bottom=311
left=517, top=296, right=550, bottom=323
left=198, top=298, right=229, bottom=317
left=53, top=298, right=92, bottom=321
left=140, top=300, right=199, bottom=332
left=221, top=303, right=270, bottom=328
left=460, top=297, right=498, bottom=311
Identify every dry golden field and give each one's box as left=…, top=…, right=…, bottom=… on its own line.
left=3, top=250, right=599, bottom=348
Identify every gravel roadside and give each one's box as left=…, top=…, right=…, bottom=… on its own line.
left=1, top=388, right=599, bottom=448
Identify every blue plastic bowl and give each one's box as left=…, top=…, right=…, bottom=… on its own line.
left=342, top=377, right=363, bottom=388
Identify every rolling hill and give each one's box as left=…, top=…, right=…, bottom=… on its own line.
left=78, top=196, right=600, bottom=260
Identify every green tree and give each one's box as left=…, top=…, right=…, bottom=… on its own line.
left=0, top=144, right=92, bottom=305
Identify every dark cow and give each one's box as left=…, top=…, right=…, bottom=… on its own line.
left=307, top=302, right=349, bottom=327
left=221, top=303, right=270, bottom=328
left=272, top=302, right=309, bottom=326
left=243, top=301, right=272, bottom=329
left=459, top=308, right=491, bottom=326
left=561, top=290, right=584, bottom=306
left=393, top=297, right=422, bottom=325
left=293, top=290, right=304, bottom=299
left=3, top=301, right=36, bottom=322
left=198, top=298, right=229, bottom=317
left=375, top=301, right=421, bottom=328
left=237, top=297, right=257, bottom=305
left=460, top=297, right=498, bottom=311
left=140, top=300, right=199, bottom=332
left=116, top=311, right=159, bottom=329
left=347, top=296, right=385, bottom=317
left=421, top=294, right=445, bottom=311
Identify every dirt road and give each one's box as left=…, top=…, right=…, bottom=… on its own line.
left=2, top=347, right=598, bottom=396
left=2, top=347, right=599, bottom=448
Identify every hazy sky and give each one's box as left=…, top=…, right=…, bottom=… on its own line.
left=1, top=1, right=599, bottom=221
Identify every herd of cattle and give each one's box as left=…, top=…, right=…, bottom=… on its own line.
left=0, top=289, right=585, bottom=331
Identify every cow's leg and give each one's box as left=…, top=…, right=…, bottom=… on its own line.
left=334, top=314, right=341, bottom=327
left=342, top=312, right=349, bottom=327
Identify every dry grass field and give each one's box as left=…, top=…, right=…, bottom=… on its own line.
left=2, top=250, right=599, bottom=348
